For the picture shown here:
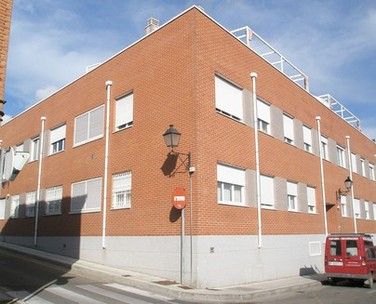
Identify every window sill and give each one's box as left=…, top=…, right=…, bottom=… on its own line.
left=218, top=201, right=248, bottom=208
left=216, top=110, right=246, bottom=126
left=73, top=135, right=103, bottom=148
left=113, top=123, right=133, bottom=134
left=69, top=209, right=101, bottom=214
left=261, top=205, right=275, bottom=210
left=111, top=206, right=131, bottom=210
left=288, top=209, right=299, bottom=213
left=48, top=150, right=65, bottom=157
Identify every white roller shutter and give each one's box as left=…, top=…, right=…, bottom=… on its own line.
left=215, top=76, right=243, bottom=120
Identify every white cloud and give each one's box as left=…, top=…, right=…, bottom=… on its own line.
left=35, top=85, right=58, bottom=101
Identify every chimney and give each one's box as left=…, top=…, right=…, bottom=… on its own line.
left=145, top=18, right=160, bottom=35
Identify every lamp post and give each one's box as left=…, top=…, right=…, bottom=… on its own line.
left=163, top=125, right=194, bottom=285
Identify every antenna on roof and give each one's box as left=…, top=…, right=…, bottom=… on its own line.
left=145, top=18, right=160, bottom=35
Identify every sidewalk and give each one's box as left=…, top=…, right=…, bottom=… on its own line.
left=0, top=241, right=324, bottom=303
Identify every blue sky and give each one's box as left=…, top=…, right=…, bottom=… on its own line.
left=4, top=0, right=376, bottom=139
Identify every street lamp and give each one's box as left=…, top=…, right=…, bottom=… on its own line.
left=163, top=125, right=181, bottom=151
left=337, top=176, right=353, bottom=200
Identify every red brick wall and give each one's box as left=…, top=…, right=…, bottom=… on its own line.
left=0, top=8, right=375, bottom=238
left=0, top=0, right=12, bottom=116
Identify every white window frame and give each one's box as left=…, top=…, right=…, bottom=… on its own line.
left=26, top=191, right=36, bottom=218
left=49, top=125, right=66, bottom=155
left=353, top=198, right=360, bottom=219
left=260, top=175, right=274, bottom=208
left=351, top=153, right=357, bottom=173
left=30, top=137, right=40, bottom=162
left=369, top=164, right=375, bottom=181
left=70, top=177, right=102, bottom=213
left=112, top=172, right=132, bottom=209
left=307, top=186, right=316, bottom=213
left=217, top=164, right=245, bottom=207
left=15, top=143, right=24, bottom=152
left=115, top=93, right=134, bottom=131
left=360, top=158, right=366, bottom=176
left=321, top=136, right=329, bottom=161
left=283, top=114, right=294, bottom=144
left=340, top=195, right=347, bottom=217
left=336, top=145, right=346, bottom=168
left=45, top=186, right=63, bottom=216
left=365, top=201, right=370, bottom=220
left=0, top=199, right=5, bottom=220
left=257, top=100, right=271, bottom=134
left=287, top=182, right=298, bottom=212
left=302, top=125, right=312, bottom=153
left=10, top=195, right=20, bottom=218
left=73, top=105, right=104, bottom=147
left=215, top=75, right=243, bottom=121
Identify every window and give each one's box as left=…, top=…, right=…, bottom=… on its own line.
left=30, top=137, right=40, bottom=161
left=340, top=195, right=347, bottom=217
left=336, top=146, right=346, bottom=168
left=365, top=201, right=370, bottom=220
left=74, top=105, right=104, bottom=146
left=257, top=100, right=271, bottom=134
left=283, top=115, right=294, bottom=144
left=112, top=172, right=132, bottom=209
left=215, top=76, right=243, bottom=121
left=330, top=240, right=341, bottom=256
left=369, top=164, right=375, bottom=181
left=115, top=93, right=133, bottom=131
left=307, top=186, right=316, bottom=213
left=0, top=199, right=5, bottom=220
left=353, top=198, right=360, bottom=218
left=302, top=126, right=312, bottom=152
left=374, top=204, right=376, bottom=220
left=360, top=158, right=366, bottom=176
left=71, top=177, right=102, bottom=213
left=45, top=186, right=62, bottom=215
left=287, top=182, right=298, bottom=211
left=346, top=240, right=358, bottom=256
left=260, top=175, right=274, bottom=208
left=50, top=125, right=66, bottom=155
left=26, top=191, right=36, bottom=217
left=321, top=136, right=328, bottom=160
left=351, top=153, right=357, bottom=173
left=10, top=195, right=20, bottom=218
left=217, top=164, right=245, bottom=206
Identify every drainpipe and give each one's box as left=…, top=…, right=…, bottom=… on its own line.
left=34, top=116, right=46, bottom=247
left=251, top=72, right=262, bottom=248
left=345, top=136, right=357, bottom=233
left=316, top=116, right=328, bottom=236
left=102, top=80, right=112, bottom=249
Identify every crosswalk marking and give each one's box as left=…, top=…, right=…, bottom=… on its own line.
left=78, top=284, right=164, bottom=304
left=105, top=283, right=174, bottom=302
left=45, top=286, right=107, bottom=304
left=26, top=295, right=54, bottom=304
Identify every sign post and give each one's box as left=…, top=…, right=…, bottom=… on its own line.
left=172, top=187, right=186, bottom=284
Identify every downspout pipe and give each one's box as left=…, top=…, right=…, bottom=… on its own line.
left=316, top=116, right=328, bottom=236
left=345, top=136, right=357, bottom=233
left=34, top=116, right=46, bottom=247
left=102, top=80, right=112, bottom=249
left=251, top=72, right=262, bottom=248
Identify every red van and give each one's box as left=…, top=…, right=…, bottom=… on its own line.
left=325, top=233, right=376, bottom=288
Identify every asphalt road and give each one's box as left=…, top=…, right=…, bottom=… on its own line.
left=0, top=247, right=191, bottom=304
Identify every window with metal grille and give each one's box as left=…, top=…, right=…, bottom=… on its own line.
left=112, top=172, right=132, bottom=209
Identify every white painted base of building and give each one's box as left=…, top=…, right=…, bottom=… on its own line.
left=1, top=234, right=358, bottom=288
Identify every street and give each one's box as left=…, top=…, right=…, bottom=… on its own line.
left=0, top=247, right=375, bottom=304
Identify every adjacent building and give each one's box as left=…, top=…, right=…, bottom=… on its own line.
left=0, top=6, right=375, bottom=288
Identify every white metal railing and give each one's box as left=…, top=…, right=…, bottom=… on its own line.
left=231, top=26, right=309, bottom=91
left=317, top=94, right=360, bottom=129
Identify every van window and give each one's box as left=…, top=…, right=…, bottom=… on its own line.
left=366, top=247, right=376, bottom=259
left=330, top=240, right=341, bottom=256
left=346, top=240, right=358, bottom=256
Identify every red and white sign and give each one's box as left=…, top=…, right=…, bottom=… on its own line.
left=172, top=187, right=186, bottom=209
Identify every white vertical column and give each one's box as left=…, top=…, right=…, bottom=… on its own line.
left=346, top=136, right=357, bottom=233
left=316, top=116, right=328, bottom=236
left=34, top=116, right=46, bottom=247
left=251, top=72, right=262, bottom=248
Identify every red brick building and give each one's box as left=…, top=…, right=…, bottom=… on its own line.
left=0, top=6, right=375, bottom=287
left=0, top=0, right=12, bottom=119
